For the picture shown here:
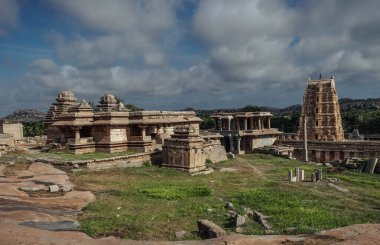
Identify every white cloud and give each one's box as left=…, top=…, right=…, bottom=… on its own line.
left=0, top=0, right=19, bottom=36
left=191, top=0, right=380, bottom=94
left=45, top=0, right=180, bottom=67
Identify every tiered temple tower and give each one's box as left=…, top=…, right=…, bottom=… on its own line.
left=297, top=76, right=344, bottom=141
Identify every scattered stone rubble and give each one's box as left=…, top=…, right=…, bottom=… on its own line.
left=256, top=145, right=294, bottom=159
left=288, top=168, right=324, bottom=182
left=197, top=219, right=226, bottom=239
left=288, top=167, right=304, bottom=182
left=331, top=157, right=379, bottom=174
left=327, top=183, right=349, bottom=193
left=224, top=202, right=273, bottom=234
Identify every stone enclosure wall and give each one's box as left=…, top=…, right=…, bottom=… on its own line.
left=203, top=143, right=228, bottom=163
left=281, top=139, right=380, bottom=162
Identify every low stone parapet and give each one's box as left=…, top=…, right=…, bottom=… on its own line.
left=36, top=152, right=158, bottom=171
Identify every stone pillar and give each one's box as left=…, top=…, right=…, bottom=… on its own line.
left=219, top=118, right=222, bottom=131
left=140, top=126, right=147, bottom=137
left=300, top=170, right=304, bottom=181
left=295, top=167, right=300, bottom=182
left=303, top=117, right=308, bottom=162
left=250, top=118, right=253, bottom=130
left=236, top=137, right=241, bottom=154
left=311, top=173, right=317, bottom=182
left=229, top=134, right=234, bottom=152
left=228, top=118, right=231, bottom=131
left=244, top=119, right=248, bottom=130
left=75, top=127, right=80, bottom=142
left=258, top=118, right=262, bottom=130
left=288, top=170, right=293, bottom=181
left=267, top=117, right=271, bottom=129
left=318, top=169, right=323, bottom=180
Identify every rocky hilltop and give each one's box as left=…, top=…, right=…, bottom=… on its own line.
left=3, top=109, right=46, bottom=123
left=194, top=97, right=380, bottom=116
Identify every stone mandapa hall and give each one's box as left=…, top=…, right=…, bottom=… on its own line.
left=44, top=91, right=203, bottom=154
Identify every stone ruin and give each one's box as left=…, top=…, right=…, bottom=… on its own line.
left=209, top=112, right=282, bottom=155
left=41, top=91, right=229, bottom=172
left=0, top=120, right=23, bottom=149
left=162, top=125, right=227, bottom=173
left=44, top=91, right=203, bottom=154
left=288, top=167, right=323, bottom=182
left=288, top=167, right=305, bottom=182
left=346, top=157, right=379, bottom=174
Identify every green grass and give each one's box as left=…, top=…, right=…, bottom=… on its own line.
left=71, top=154, right=380, bottom=240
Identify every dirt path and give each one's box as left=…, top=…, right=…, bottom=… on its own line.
left=234, top=157, right=267, bottom=179
left=0, top=160, right=379, bottom=245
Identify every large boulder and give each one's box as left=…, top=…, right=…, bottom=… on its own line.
left=197, top=219, right=226, bottom=239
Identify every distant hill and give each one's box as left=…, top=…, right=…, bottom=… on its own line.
left=339, top=98, right=380, bottom=110
left=3, top=109, right=46, bottom=123
left=191, top=98, right=380, bottom=116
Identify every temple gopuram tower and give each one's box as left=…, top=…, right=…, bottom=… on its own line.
left=297, top=76, right=344, bottom=141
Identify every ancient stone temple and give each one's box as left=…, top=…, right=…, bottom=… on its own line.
left=162, top=125, right=206, bottom=172
left=297, top=76, right=344, bottom=141
left=44, top=91, right=202, bottom=154
left=209, top=112, right=281, bottom=154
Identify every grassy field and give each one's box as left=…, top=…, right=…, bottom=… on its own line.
left=70, top=154, right=380, bottom=240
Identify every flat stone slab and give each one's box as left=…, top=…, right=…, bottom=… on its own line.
left=20, top=221, right=80, bottom=231
left=327, top=183, right=349, bottom=193
left=49, top=185, right=59, bottom=192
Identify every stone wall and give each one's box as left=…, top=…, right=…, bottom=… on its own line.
left=203, top=143, right=228, bottom=163
left=36, top=152, right=154, bottom=170
left=251, top=136, right=277, bottom=149
left=280, top=139, right=380, bottom=162
left=0, top=123, right=23, bottom=140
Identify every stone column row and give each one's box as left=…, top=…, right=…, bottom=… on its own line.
left=215, top=116, right=271, bottom=131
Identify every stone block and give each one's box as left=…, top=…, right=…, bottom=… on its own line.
left=49, top=185, right=59, bottom=192
left=364, top=158, right=377, bottom=174
left=234, top=214, right=246, bottom=227
left=197, top=219, right=226, bottom=239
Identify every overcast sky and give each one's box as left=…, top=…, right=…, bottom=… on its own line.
left=1, top=0, right=380, bottom=116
